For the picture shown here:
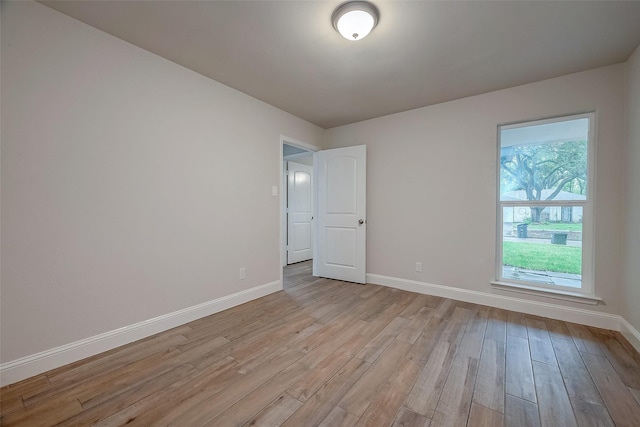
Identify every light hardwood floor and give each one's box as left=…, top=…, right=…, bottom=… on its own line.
left=2, top=260, right=640, bottom=426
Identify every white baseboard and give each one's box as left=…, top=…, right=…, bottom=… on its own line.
left=620, top=318, right=640, bottom=354
left=0, top=280, right=282, bottom=387
left=367, top=273, right=623, bottom=331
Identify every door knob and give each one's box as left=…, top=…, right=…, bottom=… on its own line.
left=358, top=219, right=364, bottom=225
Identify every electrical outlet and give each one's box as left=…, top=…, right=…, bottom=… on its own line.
left=239, top=267, right=246, bottom=280
left=415, top=262, right=422, bottom=272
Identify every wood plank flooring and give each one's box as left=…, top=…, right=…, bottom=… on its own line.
left=2, top=260, right=640, bottom=426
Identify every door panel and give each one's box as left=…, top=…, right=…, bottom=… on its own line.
left=287, top=161, right=313, bottom=264
left=327, top=157, right=357, bottom=213
left=325, top=227, right=357, bottom=267
left=293, top=223, right=311, bottom=250
left=314, top=145, right=366, bottom=283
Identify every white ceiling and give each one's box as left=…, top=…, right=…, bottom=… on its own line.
left=40, top=0, right=640, bottom=129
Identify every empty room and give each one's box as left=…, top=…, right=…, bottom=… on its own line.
left=2, top=1, right=640, bottom=426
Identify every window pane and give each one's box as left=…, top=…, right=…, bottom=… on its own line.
left=500, top=117, right=588, bottom=203
left=502, top=206, right=582, bottom=288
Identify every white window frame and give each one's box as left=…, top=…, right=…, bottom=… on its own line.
left=493, top=112, right=597, bottom=301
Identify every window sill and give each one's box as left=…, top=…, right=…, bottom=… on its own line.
left=491, top=281, right=602, bottom=305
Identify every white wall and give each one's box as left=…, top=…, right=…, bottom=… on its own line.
left=326, top=64, right=626, bottom=316
left=0, top=1, right=323, bottom=365
left=623, top=45, right=640, bottom=332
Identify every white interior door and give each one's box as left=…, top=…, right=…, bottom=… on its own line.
left=314, top=145, right=366, bottom=284
left=287, top=161, right=313, bottom=264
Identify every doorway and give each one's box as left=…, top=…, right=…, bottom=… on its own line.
left=279, top=138, right=367, bottom=287
left=280, top=137, right=318, bottom=271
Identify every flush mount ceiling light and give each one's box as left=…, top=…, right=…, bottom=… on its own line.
left=332, top=1, right=379, bottom=41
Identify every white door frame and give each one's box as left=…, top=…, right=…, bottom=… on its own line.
left=280, top=136, right=319, bottom=287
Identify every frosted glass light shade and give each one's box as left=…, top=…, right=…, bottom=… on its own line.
left=332, top=2, right=379, bottom=41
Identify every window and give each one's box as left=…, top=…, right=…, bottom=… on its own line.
left=496, top=113, right=594, bottom=295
